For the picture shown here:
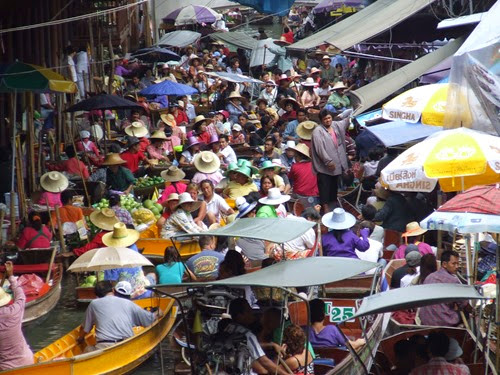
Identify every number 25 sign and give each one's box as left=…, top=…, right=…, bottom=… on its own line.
left=325, top=302, right=355, bottom=323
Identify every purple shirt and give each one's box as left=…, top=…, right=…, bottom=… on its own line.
left=309, top=325, right=346, bottom=347
left=0, top=276, right=34, bottom=370
left=419, top=268, right=466, bottom=327
left=322, top=229, right=370, bottom=258
left=115, top=65, right=132, bottom=77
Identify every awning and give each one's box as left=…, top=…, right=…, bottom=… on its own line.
left=211, top=31, right=258, bottom=50
left=157, top=30, right=201, bottom=48
left=437, top=12, right=486, bottom=29
left=206, top=72, right=263, bottom=84
left=350, top=37, right=464, bottom=115
left=364, top=121, right=443, bottom=147
left=288, top=0, right=437, bottom=52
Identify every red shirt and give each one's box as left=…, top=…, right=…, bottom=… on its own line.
left=73, top=231, right=107, bottom=257
left=173, top=110, right=189, bottom=125
left=49, top=157, right=90, bottom=179
left=120, top=150, right=146, bottom=173
left=16, top=226, right=52, bottom=249
left=139, top=137, right=150, bottom=153
left=197, top=131, right=211, bottom=145
left=288, top=161, right=319, bottom=197
left=282, top=31, right=294, bottom=44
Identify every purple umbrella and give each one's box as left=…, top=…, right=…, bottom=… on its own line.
left=313, top=0, right=364, bottom=14
left=163, top=5, right=221, bottom=26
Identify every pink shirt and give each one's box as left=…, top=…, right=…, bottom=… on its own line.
left=191, top=171, right=223, bottom=186
left=157, top=182, right=188, bottom=204
left=37, top=191, right=62, bottom=207
left=0, top=276, right=34, bottom=370
left=394, top=242, right=433, bottom=259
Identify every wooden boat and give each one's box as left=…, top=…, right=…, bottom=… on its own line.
left=2, top=297, right=178, bottom=375
left=323, top=270, right=380, bottom=298
left=137, top=237, right=201, bottom=261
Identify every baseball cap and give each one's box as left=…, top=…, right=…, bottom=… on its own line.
left=405, top=251, right=422, bottom=267
left=114, top=281, right=133, bottom=296
left=404, top=244, right=419, bottom=256
left=232, top=124, right=242, bottom=132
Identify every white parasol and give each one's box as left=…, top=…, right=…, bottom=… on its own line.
left=67, top=246, right=153, bottom=272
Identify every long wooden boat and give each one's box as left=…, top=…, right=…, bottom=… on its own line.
left=2, top=297, right=178, bottom=375
left=0, top=262, right=63, bottom=325
left=76, top=284, right=188, bottom=304
left=137, top=237, right=200, bottom=261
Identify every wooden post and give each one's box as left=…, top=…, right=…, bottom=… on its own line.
left=28, top=93, right=36, bottom=193
left=88, top=17, right=96, bottom=93
left=144, top=0, right=152, bottom=47
left=15, top=136, right=27, bottom=221
left=108, top=32, right=115, bottom=95
left=45, top=246, right=57, bottom=284
left=54, top=204, right=67, bottom=254
left=0, top=210, right=5, bottom=245
left=9, top=93, right=17, bottom=240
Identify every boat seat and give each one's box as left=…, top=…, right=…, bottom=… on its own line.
left=313, top=363, right=335, bottom=375
left=0, top=263, right=58, bottom=274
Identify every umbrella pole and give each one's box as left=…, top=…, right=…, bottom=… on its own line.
left=464, top=233, right=472, bottom=285
left=28, top=93, right=37, bottom=193
left=437, top=189, right=443, bottom=253
left=10, top=92, right=17, bottom=239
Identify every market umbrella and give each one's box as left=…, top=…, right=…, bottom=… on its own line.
left=313, top=0, right=364, bottom=14
left=420, top=184, right=500, bottom=233
left=67, top=246, right=153, bottom=272
left=382, top=83, right=470, bottom=127
left=131, top=46, right=180, bottom=63
left=0, top=61, right=77, bottom=93
left=380, top=127, right=500, bottom=193
left=163, top=5, right=221, bottom=26
left=64, top=93, right=142, bottom=112
left=139, top=80, right=198, bottom=97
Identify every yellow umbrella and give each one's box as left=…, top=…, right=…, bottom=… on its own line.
left=381, top=128, right=500, bottom=192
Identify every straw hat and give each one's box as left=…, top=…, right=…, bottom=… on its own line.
left=205, top=64, right=214, bottom=70
left=161, top=166, right=186, bottom=182
left=40, top=171, right=69, bottom=193
left=189, top=54, right=202, bottom=65
left=102, top=222, right=140, bottom=248
left=296, top=121, right=318, bottom=140
left=194, top=151, right=221, bottom=174
left=226, top=91, right=247, bottom=104
left=89, top=208, right=120, bottom=231
left=373, top=183, right=390, bottom=200
left=265, top=107, right=279, bottom=121
left=0, top=287, right=12, bottom=307
left=101, top=153, right=127, bottom=166
left=274, top=36, right=291, bottom=46
left=193, top=115, right=208, bottom=127
left=176, top=192, right=202, bottom=212
left=321, top=55, right=332, bottom=61
left=149, top=130, right=168, bottom=140
left=302, top=77, right=317, bottom=87
left=279, top=97, right=301, bottom=111
left=289, top=143, right=310, bottom=159
left=160, top=113, right=176, bottom=127
left=125, top=121, right=149, bottom=138
left=402, top=222, right=427, bottom=237
left=115, top=281, right=133, bottom=296
left=321, top=208, right=356, bottom=230
left=166, top=193, right=180, bottom=202
left=331, top=81, right=347, bottom=90
left=259, top=187, right=290, bottom=205
left=309, top=67, right=322, bottom=75
left=235, top=197, right=258, bottom=218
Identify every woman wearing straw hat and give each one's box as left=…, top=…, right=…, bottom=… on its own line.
left=0, top=261, right=34, bottom=370
left=192, top=115, right=212, bottom=145
left=124, top=121, right=150, bottom=151
left=288, top=143, right=319, bottom=199
left=393, top=222, right=434, bottom=260
left=161, top=192, right=207, bottom=238
left=36, top=171, right=69, bottom=207
left=257, top=187, right=290, bottom=218
left=179, top=135, right=204, bottom=168
left=279, top=97, right=300, bottom=122
left=326, top=81, right=351, bottom=111
left=295, top=120, right=317, bottom=147
left=225, top=91, right=247, bottom=125
left=223, top=165, right=258, bottom=199
left=157, top=193, right=180, bottom=230
left=146, top=130, right=170, bottom=162
left=157, top=167, right=188, bottom=204
left=300, top=77, right=320, bottom=110
left=321, top=208, right=370, bottom=258
left=192, top=151, right=223, bottom=186
left=264, top=37, right=293, bottom=74
left=100, top=153, right=136, bottom=194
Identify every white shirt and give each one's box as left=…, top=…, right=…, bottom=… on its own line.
left=401, top=267, right=420, bottom=288
left=76, top=51, right=89, bottom=73
left=205, top=194, right=231, bottom=221
left=220, top=145, right=237, bottom=165
left=67, top=55, right=77, bottom=82
left=356, top=238, right=383, bottom=274
left=284, top=217, right=316, bottom=252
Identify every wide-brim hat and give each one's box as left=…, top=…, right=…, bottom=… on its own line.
left=296, top=121, right=318, bottom=140
left=194, top=151, right=221, bottom=174
left=233, top=165, right=252, bottom=179
left=102, top=222, right=140, bottom=248
left=274, top=36, right=290, bottom=46
left=309, top=67, right=322, bottom=75
left=161, top=166, right=186, bottom=182
left=125, top=121, right=149, bottom=138
left=160, top=113, right=177, bottom=127
left=332, top=81, right=347, bottom=90
left=193, top=115, right=208, bottom=127
left=189, top=54, right=202, bottom=65
left=0, top=287, right=12, bottom=307
left=480, top=241, right=497, bottom=255
left=289, top=143, right=310, bottom=159
left=322, top=55, right=332, bottom=61
left=186, top=135, right=204, bottom=149
left=259, top=160, right=279, bottom=173
left=265, top=107, right=279, bottom=121
left=256, top=98, right=268, bottom=107
left=176, top=192, right=202, bottom=212
left=208, top=134, right=220, bottom=145
left=235, top=197, right=258, bottom=218
left=226, top=91, right=247, bottom=104
left=279, top=97, right=300, bottom=111
left=321, top=208, right=356, bottom=230
left=277, top=74, right=290, bottom=82
left=40, top=171, right=69, bottom=193
left=150, top=130, right=168, bottom=140
left=225, top=162, right=239, bottom=176
left=402, top=222, right=427, bottom=237
left=302, top=77, right=317, bottom=87
left=102, top=153, right=127, bottom=166
left=166, top=193, right=180, bottom=202
left=259, top=187, right=290, bottom=205
left=89, top=208, right=120, bottom=231
left=237, top=159, right=258, bottom=175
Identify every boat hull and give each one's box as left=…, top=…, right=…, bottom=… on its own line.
left=137, top=238, right=200, bottom=261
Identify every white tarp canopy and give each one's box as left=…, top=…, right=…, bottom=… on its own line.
left=250, top=38, right=277, bottom=68
left=157, top=30, right=202, bottom=48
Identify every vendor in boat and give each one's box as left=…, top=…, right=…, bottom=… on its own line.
left=222, top=165, right=258, bottom=199
left=192, top=115, right=212, bottom=145
left=66, top=208, right=119, bottom=257
left=157, top=193, right=180, bottom=229
left=394, top=222, right=434, bottom=259
left=108, top=194, right=134, bottom=226
left=124, top=121, right=150, bottom=154
left=78, top=280, right=156, bottom=352
left=120, top=136, right=152, bottom=177
left=309, top=299, right=365, bottom=350
left=50, top=189, right=85, bottom=230
left=257, top=188, right=290, bottom=218
left=76, top=130, right=101, bottom=160
left=160, top=192, right=207, bottom=238
left=200, top=179, right=234, bottom=225
left=321, top=208, right=370, bottom=258
left=191, top=151, right=224, bottom=186
left=146, top=130, right=170, bottom=162
left=157, top=167, right=187, bottom=204
left=0, top=261, right=34, bottom=370
left=37, top=171, right=68, bottom=207
left=288, top=143, right=319, bottom=200
left=158, top=112, right=184, bottom=142
left=179, top=135, right=203, bottom=168
left=47, top=145, right=89, bottom=180
left=259, top=160, right=286, bottom=192
left=100, top=153, right=136, bottom=195
left=16, top=212, right=52, bottom=250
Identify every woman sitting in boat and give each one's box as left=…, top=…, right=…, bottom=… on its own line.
left=321, top=208, right=370, bottom=258
left=222, top=165, right=258, bottom=199
left=161, top=192, right=207, bottom=239
left=157, top=193, right=179, bottom=229
left=309, top=299, right=365, bottom=350
left=179, top=136, right=203, bottom=168
left=394, top=222, right=434, bottom=259
left=156, top=246, right=196, bottom=284
left=36, top=171, right=68, bottom=207
left=200, top=179, right=234, bottom=225
left=16, top=212, right=52, bottom=250
left=186, top=183, right=207, bottom=228
left=280, top=324, right=315, bottom=374
left=191, top=151, right=224, bottom=187
left=157, top=166, right=187, bottom=205
left=257, top=188, right=290, bottom=218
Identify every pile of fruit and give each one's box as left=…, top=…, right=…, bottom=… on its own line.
left=120, top=194, right=142, bottom=212
left=135, top=176, right=165, bottom=188
left=79, top=275, right=97, bottom=288
left=143, top=199, right=163, bottom=220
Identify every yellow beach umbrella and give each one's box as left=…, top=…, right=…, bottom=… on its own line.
left=381, top=128, right=500, bottom=192
left=382, top=83, right=470, bottom=127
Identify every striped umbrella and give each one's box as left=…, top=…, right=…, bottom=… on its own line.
left=163, top=5, right=221, bottom=26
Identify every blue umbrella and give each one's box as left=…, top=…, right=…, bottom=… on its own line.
left=131, top=46, right=180, bottom=63
left=139, top=80, right=198, bottom=97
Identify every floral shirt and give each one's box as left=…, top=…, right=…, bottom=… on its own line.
left=111, top=205, right=134, bottom=226
left=161, top=209, right=206, bottom=238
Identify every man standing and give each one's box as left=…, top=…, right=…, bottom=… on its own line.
left=0, top=261, right=34, bottom=370
left=120, top=136, right=150, bottom=176
left=310, top=108, right=352, bottom=212
left=79, top=281, right=156, bottom=351
left=419, top=251, right=470, bottom=327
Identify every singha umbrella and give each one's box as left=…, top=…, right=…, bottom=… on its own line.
left=163, top=5, right=221, bottom=26
left=67, top=247, right=153, bottom=272
left=65, top=93, right=142, bottom=112
left=139, top=80, right=198, bottom=97
left=131, top=46, right=180, bottom=63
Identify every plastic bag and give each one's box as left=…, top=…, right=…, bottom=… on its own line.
left=17, top=273, right=46, bottom=297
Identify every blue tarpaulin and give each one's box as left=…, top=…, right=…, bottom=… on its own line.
left=139, top=80, right=198, bottom=97
left=229, top=0, right=296, bottom=16
left=365, top=121, right=443, bottom=147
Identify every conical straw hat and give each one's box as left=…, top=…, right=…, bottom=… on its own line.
left=40, top=171, right=69, bottom=193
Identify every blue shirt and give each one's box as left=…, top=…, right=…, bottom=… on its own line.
left=185, top=250, right=225, bottom=279
left=283, top=119, right=299, bottom=140
left=156, top=262, right=185, bottom=284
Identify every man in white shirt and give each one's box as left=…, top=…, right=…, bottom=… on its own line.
left=218, top=135, right=237, bottom=165
left=400, top=251, right=421, bottom=287
left=75, top=46, right=89, bottom=98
